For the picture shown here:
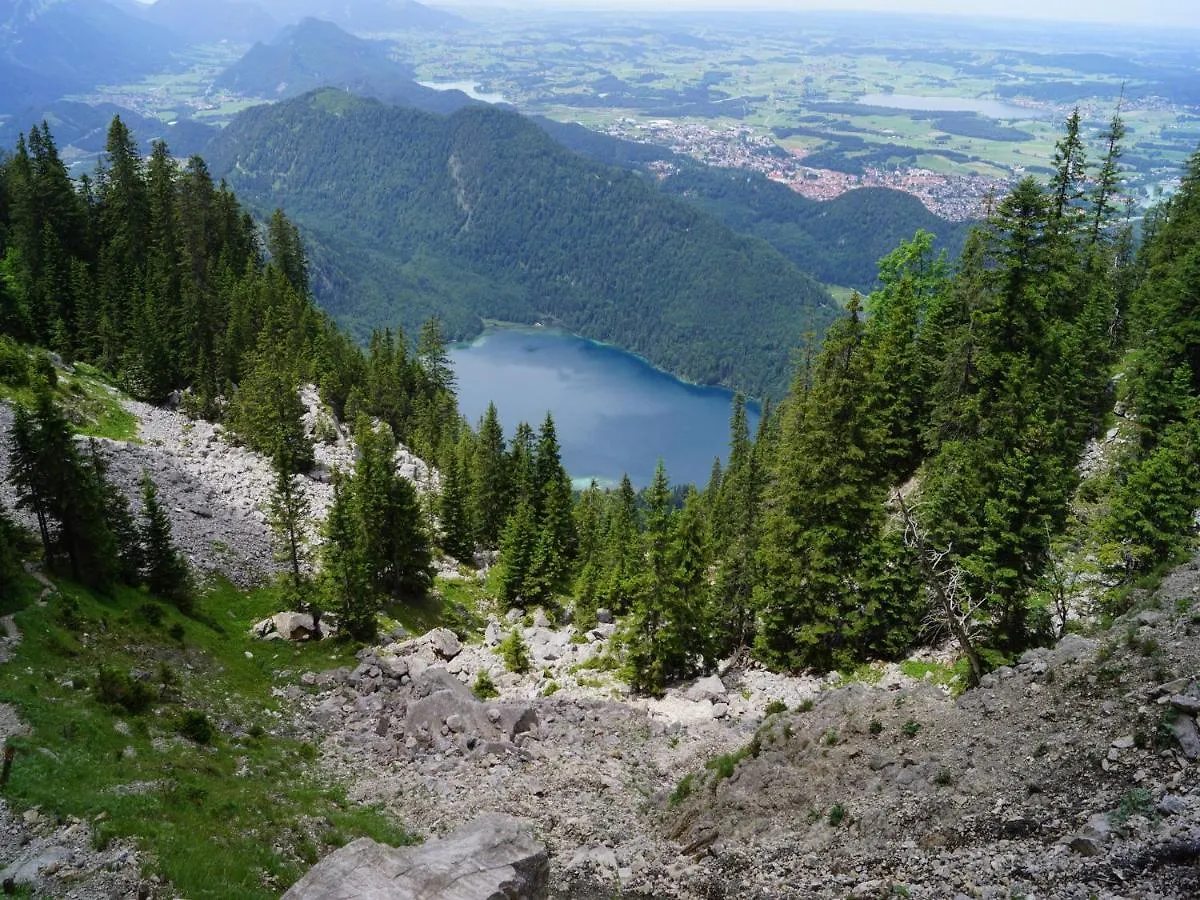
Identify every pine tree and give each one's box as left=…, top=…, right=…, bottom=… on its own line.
left=321, top=472, right=379, bottom=640
left=598, top=474, right=640, bottom=614
left=471, top=403, right=509, bottom=548
left=1048, top=108, right=1088, bottom=227
left=498, top=498, right=538, bottom=606
left=753, top=298, right=891, bottom=671
left=140, top=472, right=192, bottom=610
left=1090, top=100, right=1127, bottom=245
left=439, top=444, right=474, bottom=562
left=571, top=480, right=606, bottom=626
left=268, top=450, right=314, bottom=619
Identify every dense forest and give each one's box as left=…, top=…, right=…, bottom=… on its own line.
left=2, top=109, right=1199, bottom=697
left=657, top=166, right=970, bottom=292
left=0, top=117, right=461, bottom=635
left=204, top=89, right=841, bottom=398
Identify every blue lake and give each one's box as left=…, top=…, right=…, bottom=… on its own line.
left=449, top=327, right=760, bottom=489
left=858, top=93, right=1042, bottom=120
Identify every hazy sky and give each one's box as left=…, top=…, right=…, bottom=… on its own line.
left=447, top=0, right=1200, bottom=29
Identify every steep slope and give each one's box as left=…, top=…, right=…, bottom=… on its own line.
left=207, top=90, right=840, bottom=397
left=213, top=18, right=474, bottom=115
left=659, top=166, right=972, bottom=293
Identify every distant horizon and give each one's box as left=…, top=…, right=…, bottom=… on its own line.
left=433, top=0, right=1200, bottom=30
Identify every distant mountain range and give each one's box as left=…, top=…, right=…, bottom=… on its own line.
left=251, top=0, right=463, bottom=33
left=206, top=90, right=840, bottom=398
left=213, top=18, right=475, bottom=114
left=0, top=0, right=179, bottom=114
left=132, top=0, right=281, bottom=44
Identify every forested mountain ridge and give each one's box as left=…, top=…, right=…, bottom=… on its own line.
left=207, top=90, right=840, bottom=398
left=659, top=168, right=971, bottom=293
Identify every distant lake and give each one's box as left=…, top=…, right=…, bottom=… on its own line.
left=417, top=80, right=509, bottom=104
left=449, top=327, right=760, bottom=489
left=858, top=93, right=1041, bottom=120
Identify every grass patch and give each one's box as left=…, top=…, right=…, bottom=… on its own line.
left=0, top=574, right=412, bottom=898
left=900, top=658, right=969, bottom=695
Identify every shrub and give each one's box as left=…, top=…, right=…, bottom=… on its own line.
left=869, top=719, right=883, bottom=735
left=179, top=711, right=215, bottom=744
left=138, top=602, right=165, bottom=627
left=764, top=699, right=787, bottom=716
left=473, top=670, right=499, bottom=699
left=94, top=666, right=155, bottom=715
left=902, top=720, right=922, bottom=738
left=827, top=803, right=846, bottom=826
left=669, top=773, right=695, bottom=806
left=798, top=698, right=815, bottom=712
left=500, top=628, right=531, bottom=674
left=933, top=767, right=953, bottom=786
left=822, top=728, right=839, bottom=746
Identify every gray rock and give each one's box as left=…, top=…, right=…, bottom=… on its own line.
left=484, top=622, right=503, bottom=647
left=1170, top=714, right=1200, bottom=759
left=282, top=813, right=548, bottom=900
left=595, top=608, right=614, bottom=624
left=1157, top=794, right=1187, bottom=816
left=0, top=845, right=73, bottom=886
left=1049, top=633, right=1098, bottom=667
left=1169, top=694, right=1200, bottom=715
left=685, top=674, right=727, bottom=703
left=426, top=628, right=462, bottom=660
left=1134, top=609, right=1164, bottom=627
left=1068, top=835, right=1102, bottom=856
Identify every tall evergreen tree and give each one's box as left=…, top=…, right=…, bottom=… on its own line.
left=140, top=472, right=192, bottom=610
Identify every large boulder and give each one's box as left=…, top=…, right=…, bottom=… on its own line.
left=282, top=813, right=548, bottom=900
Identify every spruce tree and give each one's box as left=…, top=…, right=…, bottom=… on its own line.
left=268, top=450, right=314, bottom=619
left=140, top=472, right=192, bottom=611
left=439, top=446, right=474, bottom=563
left=471, top=403, right=509, bottom=548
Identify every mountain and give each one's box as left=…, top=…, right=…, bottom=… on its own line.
left=136, top=0, right=280, bottom=44
left=206, top=90, right=840, bottom=398
left=0, top=100, right=216, bottom=158
left=213, top=18, right=475, bottom=115
left=0, top=0, right=180, bottom=114
left=658, top=166, right=971, bottom=294
left=251, top=0, right=463, bottom=33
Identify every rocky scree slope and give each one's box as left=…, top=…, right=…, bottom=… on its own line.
left=282, top=558, right=1200, bottom=899
left=0, top=384, right=438, bottom=586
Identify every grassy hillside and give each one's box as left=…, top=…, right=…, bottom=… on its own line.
left=207, top=90, right=839, bottom=397
left=0, top=573, right=412, bottom=897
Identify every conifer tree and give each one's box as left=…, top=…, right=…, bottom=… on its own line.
left=140, top=472, right=192, bottom=611
left=471, top=403, right=509, bottom=548
left=753, top=298, right=894, bottom=671
left=498, top=498, right=538, bottom=606
left=439, top=444, right=474, bottom=562
left=598, top=474, right=640, bottom=614
left=321, top=473, right=378, bottom=640
left=571, top=480, right=606, bottom=626
left=268, top=450, right=313, bottom=618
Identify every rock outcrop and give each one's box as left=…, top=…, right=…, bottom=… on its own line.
left=282, top=813, right=548, bottom=900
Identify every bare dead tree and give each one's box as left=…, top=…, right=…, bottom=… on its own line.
left=893, top=490, right=987, bottom=685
